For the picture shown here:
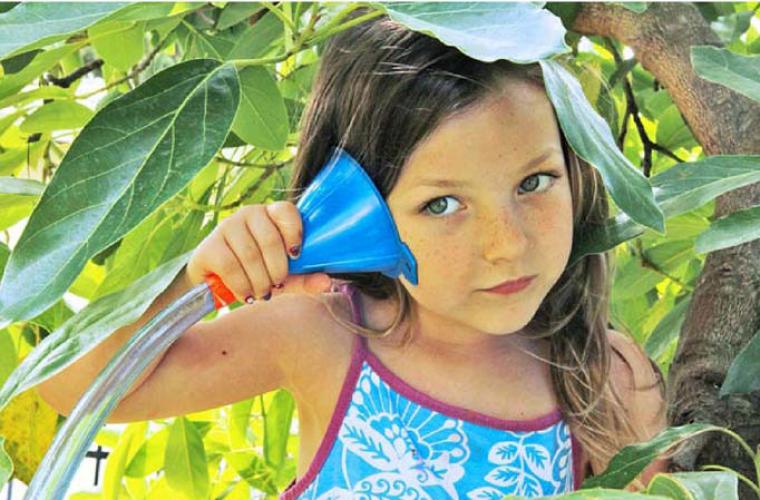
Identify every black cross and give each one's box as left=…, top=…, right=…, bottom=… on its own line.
left=84, top=445, right=110, bottom=486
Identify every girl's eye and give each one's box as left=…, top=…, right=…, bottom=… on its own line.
left=420, top=172, right=561, bottom=217
left=421, top=195, right=461, bottom=217
left=518, top=172, right=560, bottom=195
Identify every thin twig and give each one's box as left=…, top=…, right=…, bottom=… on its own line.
left=604, top=38, right=687, bottom=175
left=46, top=59, right=103, bottom=88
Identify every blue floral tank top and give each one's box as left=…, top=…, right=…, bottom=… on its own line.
left=281, top=283, right=583, bottom=499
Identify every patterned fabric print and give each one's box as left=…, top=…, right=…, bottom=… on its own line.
left=295, top=362, right=574, bottom=499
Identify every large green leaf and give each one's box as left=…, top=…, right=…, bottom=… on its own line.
left=0, top=2, right=127, bottom=60
left=692, top=46, right=760, bottom=104
left=0, top=251, right=191, bottom=413
left=379, top=2, right=570, bottom=63
left=581, top=423, right=720, bottom=489
left=695, top=204, right=760, bottom=254
left=540, top=59, right=665, bottom=234
left=720, top=327, right=760, bottom=396
left=0, top=58, right=239, bottom=325
left=165, top=417, right=210, bottom=500
left=571, top=155, right=760, bottom=265
left=232, top=66, right=289, bottom=150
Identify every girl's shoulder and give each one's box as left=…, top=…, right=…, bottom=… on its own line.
left=607, top=329, right=665, bottom=400
left=275, top=289, right=359, bottom=394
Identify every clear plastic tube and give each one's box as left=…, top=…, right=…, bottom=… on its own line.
left=25, top=282, right=216, bottom=499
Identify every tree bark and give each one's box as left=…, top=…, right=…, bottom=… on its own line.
left=571, top=3, right=760, bottom=497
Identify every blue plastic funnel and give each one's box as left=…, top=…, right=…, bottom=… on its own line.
left=291, top=147, right=418, bottom=285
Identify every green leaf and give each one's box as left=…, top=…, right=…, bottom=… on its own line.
left=0, top=59, right=239, bottom=325
left=125, top=426, right=169, bottom=478
left=612, top=257, right=663, bottom=301
left=228, top=399, right=254, bottom=449
left=102, top=3, right=181, bottom=22
left=645, top=473, right=692, bottom=500
left=644, top=295, right=691, bottom=359
left=89, top=20, right=146, bottom=72
left=19, top=100, right=94, bottom=134
left=645, top=239, right=695, bottom=273
left=0, top=85, right=72, bottom=110
left=721, top=327, right=760, bottom=396
left=581, top=423, right=720, bottom=489
left=0, top=329, right=16, bottom=387
left=216, top=2, right=264, bottom=31
left=0, top=3, right=128, bottom=60
left=103, top=422, right=147, bottom=500
left=655, top=105, right=696, bottom=151
left=0, top=177, right=45, bottom=196
left=692, top=46, right=760, bottom=104
left=0, top=436, right=12, bottom=491
left=184, top=12, right=283, bottom=61
left=616, top=3, right=649, bottom=14
left=264, top=389, right=294, bottom=468
left=378, top=2, right=570, bottom=63
left=0, top=252, right=190, bottom=411
left=0, top=177, right=44, bottom=232
left=0, top=41, right=86, bottom=101
left=695, top=204, right=760, bottom=254
left=232, top=66, right=289, bottom=150
left=165, top=417, right=210, bottom=500
left=540, top=59, right=664, bottom=234
left=648, top=471, right=738, bottom=500
left=571, top=155, right=760, bottom=265
left=710, top=11, right=754, bottom=45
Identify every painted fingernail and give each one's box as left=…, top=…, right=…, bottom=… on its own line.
left=262, top=291, right=272, bottom=301
left=245, top=295, right=255, bottom=305
left=273, top=283, right=284, bottom=289
left=289, top=245, right=301, bottom=258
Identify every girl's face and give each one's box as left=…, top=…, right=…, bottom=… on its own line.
left=386, top=80, right=574, bottom=342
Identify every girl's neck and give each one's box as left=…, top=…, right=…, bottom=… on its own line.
left=358, top=288, right=548, bottom=363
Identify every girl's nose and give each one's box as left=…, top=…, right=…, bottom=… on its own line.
left=479, top=207, right=530, bottom=263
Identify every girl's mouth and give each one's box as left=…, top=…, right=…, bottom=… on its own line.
left=483, top=275, right=537, bottom=295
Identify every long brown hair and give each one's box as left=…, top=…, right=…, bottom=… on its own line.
left=286, top=8, right=661, bottom=475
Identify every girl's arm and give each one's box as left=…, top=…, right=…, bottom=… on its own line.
left=36, top=269, right=336, bottom=423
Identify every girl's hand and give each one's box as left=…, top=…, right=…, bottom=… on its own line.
left=185, top=201, right=332, bottom=304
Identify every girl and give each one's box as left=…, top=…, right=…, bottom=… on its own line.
left=38, top=8, right=668, bottom=499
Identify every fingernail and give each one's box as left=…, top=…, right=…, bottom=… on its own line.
left=289, top=245, right=301, bottom=258
left=245, top=295, right=255, bottom=305
left=273, top=283, right=284, bottom=289
left=262, top=291, right=271, bottom=301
